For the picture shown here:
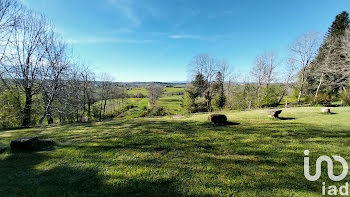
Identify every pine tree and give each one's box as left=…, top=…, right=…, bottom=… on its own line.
left=327, top=11, right=350, bottom=37
left=307, top=11, right=350, bottom=96
left=213, top=72, right=226, bottom=109
left=192, top=72, right=208, bottom=98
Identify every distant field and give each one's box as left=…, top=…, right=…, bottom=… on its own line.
left=1, top=107, right=350, bottom=196
left=99, top=87, right=186, bottom=118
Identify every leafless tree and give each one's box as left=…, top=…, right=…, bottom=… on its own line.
left=289, top=32, right=321, bottom=104
left=0, top=0, right=21, bottom=65
left=38, top=31, right=70, bottom=125
left=98, top=73, right=114, bottom=120
left=79, top=65, right=95, bottom=122
left=278, top=58, right=298, bottom=104
left=188, top=54, right=231, bottom=111
left=250, top=51, right=279, bottom=104
left=148, top=84, right=163, bottom=107
left=1, top=11, right=49, bottom=126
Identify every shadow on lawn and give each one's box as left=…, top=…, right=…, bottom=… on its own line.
left=277, top=117, right=296, bottom=120
left=0, top=152, right=183, bottom=197
left=1, top=117, right=346, bottom=196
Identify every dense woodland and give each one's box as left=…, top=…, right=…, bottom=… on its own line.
left=0, top=0, right=349, bottom=128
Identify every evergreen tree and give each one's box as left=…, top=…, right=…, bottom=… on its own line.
left=192, top=72, right=208, bottom=98
left=307, top=11, right=350, bottom=96
left=213, top=72, right=226, bottom=109
left=327, top=11, right=350, bottom=37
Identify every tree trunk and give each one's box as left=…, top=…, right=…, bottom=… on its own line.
left=314, top=73, right=324, bottom=102
left=87, top=101, right=92, bottom=122
left=76, top=109, right=79, bottom=122
left=22, top=88, right=32, bottom=127
left=47, top=114, right=54, bottom=124
left=297, top=73, right=305, bottom=104
left=277, top=88, right=287, bottom=105
left=103, top=99, right=107, bottom=113
left=99, top=101, right=103, bottom=121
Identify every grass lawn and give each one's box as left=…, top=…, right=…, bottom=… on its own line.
left=0, top=107, right=350, bottom=196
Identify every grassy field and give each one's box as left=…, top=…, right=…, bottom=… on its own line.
left=0, top=107, right=350, bottom=196
left=98, top=87, right=186, bottom=118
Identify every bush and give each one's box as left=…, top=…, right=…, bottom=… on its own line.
left=314, top=94, right=332, bottom=106
left=147, top=105, right=166, bottom=116
left=0, top=90, right=23, bottom=128
left=341, top=91, right=350, bottom=106
left=92, top=105, right=100, bottom=119
left=212, top=93, right=226, bottom=109
left=135, top=93, right=146, bottom=98
left=167, top=91, right=184, bottom=96
left=183, top=91, right=196, bottom=113
left=194, top=97, right=208, bottom=112
left=260, top=87, right=280, bottom=108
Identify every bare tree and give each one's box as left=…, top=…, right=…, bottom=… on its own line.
left=1, top=11, right=49, bottom=126
left=289, top=32, right=321, bottom=104
left=188, top=54, right=219, bottom=111
left=277, top=58, right=298, bottom=104
left=250, top=51, right=279, bottom=104
left=98, top=73, right=114, bottom=120
left=0, top=0, right=21, bottom=65
left=39, top=31, right=70, bottom=125
left=79, top=65, right=95, bottom=122
left=148, top=84, right=163, bottom=107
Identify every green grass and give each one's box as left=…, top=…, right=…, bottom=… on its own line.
left=1, top=107, right=350, bottom=196
left=100, top=87, right=186, bottom=118
left=126, top=87, right=149, bottom=96
left=159, top=95, right=186, bottom=115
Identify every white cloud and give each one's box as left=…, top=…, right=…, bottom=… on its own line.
left=108, top=0, right=141, bottom=26
left=168, top=34, right=202, bottom=39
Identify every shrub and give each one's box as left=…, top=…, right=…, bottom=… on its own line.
left=135, top=93, right=146, bottom=98
left=147, top=105, right=166, bottom=116
left=260, top=87, right=280, bottom=107
left=92, top=105, right=100, bottom=119
left=212, top=92, right=226, bottom=109
left=167, top=91, right=184, bottom=96
left=194, top=97, right=208, bottom=112
left=341, top=91, right=350, bottom=106
left=314, top=93, right=332, bottom=106
left=0, top=90, right=23, bottom=128
left=183, top=91, right=196, bottom=113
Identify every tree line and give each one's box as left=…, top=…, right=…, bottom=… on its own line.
left=0, top=0, right=125, bottom=127
left=184, top=11, right=350, bottom=112
left=0, top=1, right=349, bottom=127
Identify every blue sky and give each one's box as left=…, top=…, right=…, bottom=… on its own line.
left=20, top=0, right=350, bottom=82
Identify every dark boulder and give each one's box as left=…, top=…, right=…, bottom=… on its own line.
left=208, top=114, right=227, bottom=125
left=267, top=109, right=282, bottom=118
left=10, top=137, right=55, bottom=151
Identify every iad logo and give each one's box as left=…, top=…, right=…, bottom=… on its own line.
left=304, top=150, right=348, bottom=181
left=304, top=150, right=350, bottom=196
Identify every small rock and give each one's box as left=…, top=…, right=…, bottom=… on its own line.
left=267, top=109, right=282, bottom=118
left=321, top=108, right=331, bottom=113
left=10, top=137, right=55, bottom=151
left=208, top=114, right=227, bottom=125
left=10, top=137, right=39, bottom=151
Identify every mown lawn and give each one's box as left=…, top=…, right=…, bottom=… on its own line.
left=0, top=107, right=350, bottom=196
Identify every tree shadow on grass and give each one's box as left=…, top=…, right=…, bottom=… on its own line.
left=2, top=117, right=349, bottom=196
left=0, top=152, right=183, bottom=197
left=277, top=117, right=296, bottom=120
